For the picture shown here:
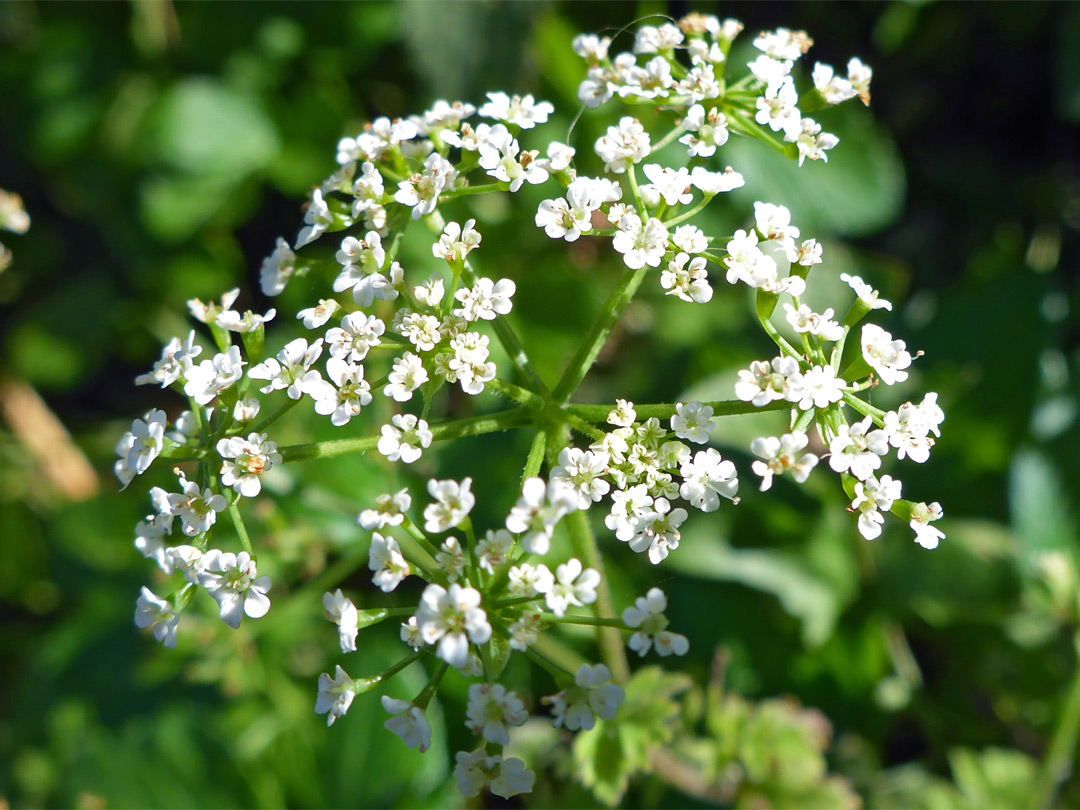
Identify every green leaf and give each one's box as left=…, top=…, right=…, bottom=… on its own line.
left=948, top=747, right=1040, bottom=810
left=1009, top=447, right=1079, bottom=554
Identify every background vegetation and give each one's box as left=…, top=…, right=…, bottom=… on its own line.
left=2, top=1, right=1080, bottom=807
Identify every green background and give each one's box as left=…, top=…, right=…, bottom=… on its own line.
left=2, top=1, right=1080, bottom=807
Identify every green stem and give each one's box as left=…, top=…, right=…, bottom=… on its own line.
left=842, top=391, right=887, bottom=425
left=249, top=397, right=299, bottom=434
left=522, top=428, right=548, bottom=482
left=228, top=499, right=254, bottom=557
left=662, top=194, right=715, bottom=229
left=652, top=123, right=689, bottom=153
left=1034, top=633, right=1080, bottom=808
left=553, top=265, right=649, bottom=404
left=542, top=613, right=625, bottom=629
left=487, top=377, right=548, bottom=410
left=565, top=399, right=792, bottom=421
left=567, top=509, right=630, bottom=682
left=278, top=407, right=531, bottom=462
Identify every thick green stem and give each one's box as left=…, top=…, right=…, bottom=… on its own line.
left=522, top=428, right=548, bottom=482
left=565, top=399, right=792, bottom=422
left=278, top=407, right=531, bottom=462
left=553, top=265, right=649, bottom=404
left=1035, top=633, right=1080, bottom=808
left=567, top=510, right=630, bottom=683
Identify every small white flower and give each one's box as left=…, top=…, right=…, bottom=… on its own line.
left=135, top=332, right=202, bottom=388
left=661, top=252, right=713, bottom=303
left=381, top=697, right=432, bottom=752
left=551, top=447, right=611, bottom=511
left=841, top=273, right=892, bottom=311
left=852, top=474, right=902, bottom=540
left=508, top=609, right=543, bottom=651
left=784, top=303, right=843, bottom=341
left=433, top=218, right=482, bottom=263
left=477, top=92, right=554, bottom=128
left=377, top=414, right=433, bottom=464
left=400, top=616, right=423, bottom=650
left=323, top=588, right=359, bottom=652
left=690, top=165, right=744, bottom=194
left=454, top=277, right=515, bottom=322
left=545, top=558, right=600, bottom=617
left=672, top=225, right=708, bottom=255
left=309, top=359, right=372, bottom=426
left=679, top=104, right=729, bottom=157
left=297, top=299, right=340, bottom=330
left=750, top=432, right=818, bottom=491
left=622, top=587, right=688, bottom=656
left=325, top=312, right=385, bottom=362
left=628, top=497, right=689, bottom=564
left=476, top=529, right=514, bottom=574
left=755, top=76, right=802, bottom=138
left=595, top=116, right=651, bottom=173
left=115, top=408, right=167, bottom=487
left=248, top=337, right=324, bottom=400
left=828, top=416, right=890, bottom=481
left=454, top=750, right=536, bottom=799
left=909, top=501, right=944, bottom=549
left=466, top=683, right=528, bottom=745
left=188, top=288, right=240, bottom=325
left=416, top=583, right=491, bottom=668
left=612, top=213, right=668, bottom=269
left=861, top=324, right=913, bottom=385
left=436, top=536, right=467, bottom=583
left=423, top=477, right=475, bottom=533
left=216, top=305, right=276, bottom=334
left=813, top=62, right=857, bottom=104
left=134, top=587, right=179, bottom=648
left=315, top=665, right=356, bottom=726
left=679, top=448, right=739, bottom=512
left=152, top=470, right=227, bottom=537
left=543, top=663, right=624, bottom=731
left=198, top=550, right=272, bottom=629
left=734, top=355, right=802, bottom=407
left=508, top=563, right=554, bottom=597
left=671, top=401, right=715, bottom=444
left=357, top=488, right=411, bottom=531
left=369, top=532, right=410, bottom=593
left=183, top=346, right=245, bottom=406
left=788, top=117, right=839, bottom=166
left=216, top=432, right=282, bottom=498
left=295, top=188, right=336, bottom=248
left=848, top=57, right=873, bottom=105
left=232, top=398, right=260, bottom=424
left=793, top=364, right=846, bottom=411
left=607, top=399, right=637, bottom=427
left=383, top=352, right=429, bottom=402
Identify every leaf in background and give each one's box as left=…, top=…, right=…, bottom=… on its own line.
left=1009, top=447, right=1079, bottom=553
left=668, top=527, right=842, bottom=647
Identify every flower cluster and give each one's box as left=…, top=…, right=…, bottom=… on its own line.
left=118, top=11, right=943, bottom=803
left=0, top=187, right=30, bottom=272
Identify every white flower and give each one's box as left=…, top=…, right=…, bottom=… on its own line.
left=477, top=92, right=553, bottom=128
left=551, top=448, right=611, bottom=511
left=436, top=536, right=467, bottom=583
left=828, top=416, right=890, bottom=481
left=608, top=399, right=637, bottom=427
left=748, top=54, right=793, bottom=89
left=788, top=117, right=839, bottom=166
left=755, top=77, right=801, bottom=138
left=466, top=683, right=528, bottom=745
left=735, top=355, right=802, bottom=406
left=680, top=448, right=739, bottom=512
left=661, top=251, right=713, bottom=304
left=350, top=161, right=385, bottom=215
left=296, top=188, right=335, bottom=248
left=134, top=515, right=172, bottom=573
left=315, top=665, right=356, bottom=726
left=414, top=275, right=446, bottom=308
left=332, top=232, right=400, bottom=308
left=309, top=359, right=372, bottom=426
left=188, top=288, right=240, bottom=325
left=634, top=23, right=683, bottom=54
left=793, top=364, right=846, bottom=411
left=297, top=299, right=340, bottom=330
left=679, top=104, right=729, bottom=157
left=447, top=332, right=496, bottom=395
left=910, top=501, right=944, bottom=549
left=572, top=33, right=611, bottom=62
left=424, top=477, right=475, bottom=533
left=605, top=484, right=655, bottom=541
left=861, top=324, right=913, bottom=385
left=394, top=153, right=457, bottom=220
left=754, top=27, right=812, bottom=61
left=454, top=277, right=515, bottom=322
left=369, top=533, right=410, bottom=593
left=478, top=128, right=549, bottom=192
left=813, top=62, right=857, bottom=104
left=690, top=165, right=744, bottom=194
left=797, top=239, right=823, bottom=266
left=216, top=432, right=281, bottom=498
left=233, top=398, right=260, bottom=424
left=475, top=529, right=513, bottom=574
left=750, top=432, right=818, bottom=491
left=544, top=663, right=624, bottom=731
left=852, top=474, right=902, bottom=540
left=323, top=589, right=359, bottom=653
left=508, top=609, right=543, bottom=651
left=672, top=225, right=708, bottom=255
left=167, top=544, right=205, bottom=583
left=198, top=550, right=272, bottom=629
left=153, top=470, right=227, bottom=537
left=433, top=218, right=482, bottom=263
left=622, top=588, right=688, bottom=656
left=183, top=346, right=245, bottom=406
left=848, top=57, right=873, bottom=105
left=595, top=116, right=651, bottom=173
left=671, top=401, right=715, bottom=444
left=381, top=697, right=432, bottom=752
left=400, top=616, right=423, bottom=649
left=628, top=497, right=688, bottom=563
left=216, top=305, right=276, bottom=334
left=248, top=338, right=324, bottom=400
left=784, top=303, right=844, bottom=341
left=841, top=273, right=892, bottom=310
left=358, top=488, right=411, bottom=531
left=619, top=55, right=675, bottom=100
left=539, top=141, right=576, bottom=172
left=135, top=332, right=202, bottom=387
left=612, top=213, right=668, bottom=269
left=134, top=587, right=179, bottom=648
left=383, top=352, right=429, bottom=402
left=325, top=312, right=385, bottom=362
left=642, top=164, right=694, bottom=206
left=377, top=414, right=432, bottom=463
left=508, top=563, right=554, bottom=597
left=545, top=558, right=600, bottom=617
left=454, top=750, right=535, bottom=799
left=115, top=408, right=167, bottom=487
left=754, top=202, right=800, bottom=247
left=416, top=583, right=491, bottom=668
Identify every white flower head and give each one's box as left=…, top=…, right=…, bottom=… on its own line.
left=466, top=683, right=528, bottom=745
left=377, top=414, right=433, bottom=463
left=750, top=432, right=818, bottom=491
left=423, top=477, right=475, bottom=533
left=381, top=696, right=432, bottom=752
left=416, top=583, right=491, bottom=668
left=369, top=532, right=410, bottom=593
left=216, top=432, right=282, bottom=498
left=315, top=665, right=356, bottom=726
left=323, top=589, right=359, bottom=652
left=357, top=488, right=411, bottom=531
left=671, top=401, right=715, bottom=444
left=198, top=550, right=272, bottom=629
left=134, top=587, right=179, bottom=648
left=861, top=324, right=913, bottom=385
left=622, top=587, right=689, bottom=656
left=545, top=558, right=600, bottom=617
left=544, top=663, right=625, bottom=731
